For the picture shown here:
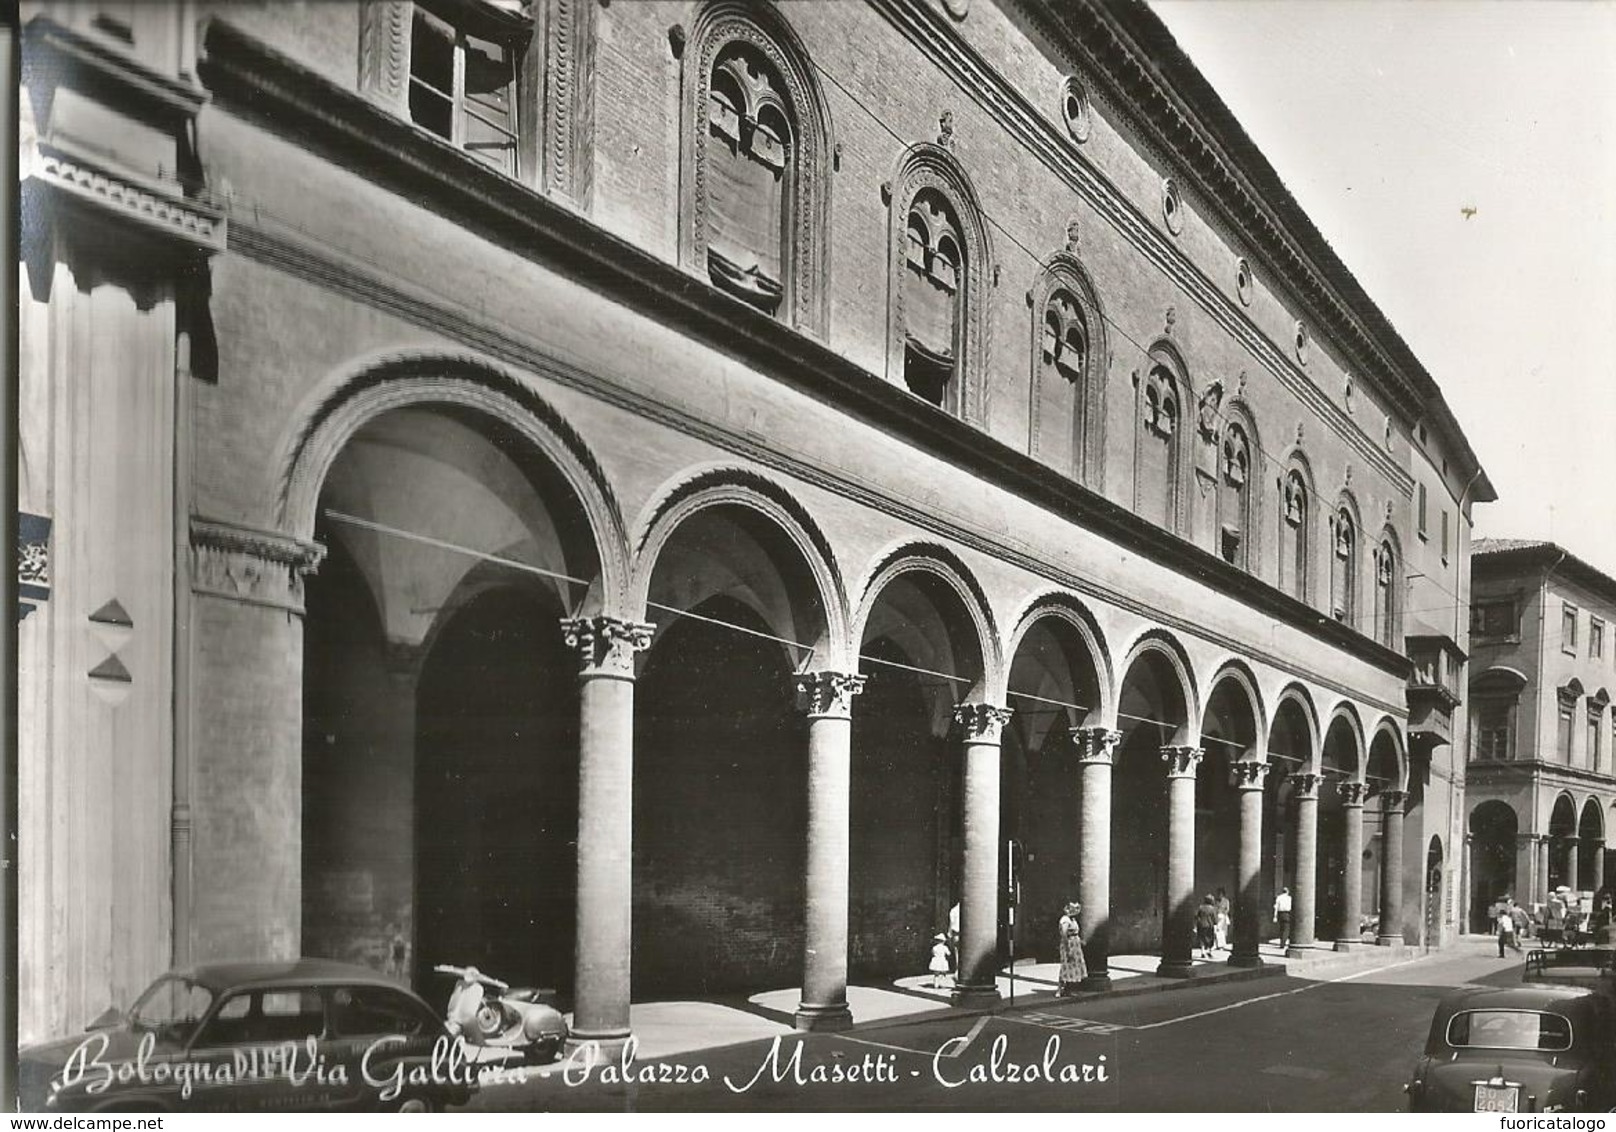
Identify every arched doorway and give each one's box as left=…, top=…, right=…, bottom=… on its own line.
left=850, top=563, right=985, bottom=982
left=1000, top=609, right=1103, bottom=965
left=633, top=502, right=828, bottom=997
left=1467, top=800, right=1518, bottom=932
left=301, top=405, right=600, bottom=997
left=1111, top=641, right=1193, bottom=956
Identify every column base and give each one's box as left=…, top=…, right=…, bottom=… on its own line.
left=1078, top=971, right=1112, bottom=992
left=1227, top=952, right=1264, bottom=968
left=1334, top=939, right=1367, bottom=952
left=1376, top=934, right=1404, bottom=947
left=1285, top=942, right=1322, bottom=958
left=951, top=982, right=1001, bottom=1009
left=1156, top=957, right=1196, bottom=978
left=565, top=1030, right=634, bottom=1060
left=794, top=1002, right=854, bottom=1032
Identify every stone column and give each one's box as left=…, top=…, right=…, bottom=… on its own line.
left=1566, top=839, right=1581, bottom=893
left=1336, top=781, right=1369, bottom=951
left=1536, top=835, right=1550, bottom=907
left=952, top=703, right=1014, bottom=1008
left=1072, top=726, right=1120, bottom=989
left=1377, top=790, right=1408, bottom=946
left=1230, top=761, right=1268, bottom=966
left=1594, top=843, right=1606, bottom=893
left=562, top=615, right=652, bottom=1053
left=1288, top=774, right=1322, bottom=955
left=794, top=671, right=865, bottom=1031
left=1158, top=746, right=1203, bottom=977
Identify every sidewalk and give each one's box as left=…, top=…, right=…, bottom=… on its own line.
left=602, top=936, right=1426, bottom=1060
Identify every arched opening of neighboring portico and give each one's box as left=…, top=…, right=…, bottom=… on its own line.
left=1264, top=691, right=1317, bottom=940
left=1549, top=793, right=1578, bottom=892
left=999, top=605, right=1105, bottom=964
left=1110, top=639, right=1194, bottom=956
left=850, top=558, right=986, bottom=982
left=301, top=403, right=602, bottom=996
left=632, top=500, right=830, bottom=997
left=1578, top=798, right=1605, bottom=893
left=1467, top=800, right=1518, bottom=933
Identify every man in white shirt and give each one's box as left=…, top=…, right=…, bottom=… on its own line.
left=1273, top=887, right=1293, bottom=950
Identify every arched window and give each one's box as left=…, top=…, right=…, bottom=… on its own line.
left=1331, top=505, right=1357, bottom=627
left=1137, top=360, right=1181, bottom=530
left=704, top=45, right=790, bottom=313
left=1217, top=420, right=1253, bottom=569
left=681, top=3, right=832, bottom=335
left=1282, top=469, right=1309, bottom=602
left=885, top=143, right=992, bottom=424
left=1028, top=257, right=1107, bottom=486
left=901, top=189, right=964, bottom=408
left=1375, top=537, right=1399, bottom=649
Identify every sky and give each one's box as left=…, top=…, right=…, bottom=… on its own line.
left=1150, top=0, right=1616, bottom=579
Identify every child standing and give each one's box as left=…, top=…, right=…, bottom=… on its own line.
left=929, top=933, right=952, bottom=988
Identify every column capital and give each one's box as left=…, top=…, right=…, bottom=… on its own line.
left=561, top=616, right=654, bottom=677
left=1292, top=772, right=1324, bottom=800
left=1338, top=780, right=1370, bottom=807
left=795, top=671, right=865, bottom=719
left=190, top=517, right=327, bottom=615
left=1160, top=745, right=1203, bottom=778
left=954, top=703, right=1014, bottom=741
left=1379, top=789, right=1409, bottom=813
left=1071, top=726, right=1122, bottom=764
left=1230, top=761, right=1269, bottom=790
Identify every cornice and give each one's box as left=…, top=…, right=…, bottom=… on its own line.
left=195, top=17, right=1411, bottom=700
left=1467, top=759, right=1616, bottom=791
left=22, top=144, right=227, bottom=255
left=870, top=0, right=1413, bottom=498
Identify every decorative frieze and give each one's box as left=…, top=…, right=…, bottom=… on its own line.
left=22, top=146, right=226, bottom=255
left=796, top=671, right=866, bottom=718
left=560, top=615, right=653, bottom=677
left=1160, top=745, right=1203, bottom=778
left=190, top=518, right=326, bottom=614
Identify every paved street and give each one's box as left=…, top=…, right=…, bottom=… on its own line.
left=465, top=941, right=1523, bottom=1112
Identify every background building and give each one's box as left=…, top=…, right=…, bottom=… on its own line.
left=17, top=0, right=1493, bottom=1046
left=1465, top=540, right=1616, bottom=931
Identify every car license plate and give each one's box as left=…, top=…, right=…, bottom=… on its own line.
left=1474, top=1085, right=1519, bottom=1112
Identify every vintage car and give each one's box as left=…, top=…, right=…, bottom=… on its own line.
left=1406, top=984, right=1616, bottom=1113
left=1523, top=948, right=1616, bottom=990
left=17, top=959, right=478, bottom=1113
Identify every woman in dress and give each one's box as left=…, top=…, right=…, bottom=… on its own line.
left=1057, top=901, right=1087, bottom=996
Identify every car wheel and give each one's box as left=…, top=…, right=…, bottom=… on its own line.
left=391, top=1095, right=436, bottom=1114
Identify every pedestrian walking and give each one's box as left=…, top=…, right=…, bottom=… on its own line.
left=929, top=933, right=951, bottom=989
left=1195, top=893, right=1219, bottom=959
left=1214, top=887, right=1232, bottom=952
left=1545, top=888, right=1567, bottom=947
left=1497, top=899, right=1523, bottom=957
left=1273, top=886, right=1293, bottom=950
left=1057, top=901, right=1088, bottom=995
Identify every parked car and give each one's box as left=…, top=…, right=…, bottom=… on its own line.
left=17, top=959, right=477, bottom=1113
left=1406, top=985, right=1616, bottom=1113
left=1523, top=947, right=1616, bottom=991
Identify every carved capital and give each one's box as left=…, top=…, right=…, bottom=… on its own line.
left=1230, top=761, right=1269, bottom=790
left=1380, top=789, right=1409, bottom=814
left=190, top=518, right=326, bottom=615
left=1071, top=726, right=1122, bottom=765
left=561, top=616, right=653, bottom=677
left=1337, top=781, right=1370, bottom=806
left=954, top=703, right=1014, bottom=742
left=1161, top=745, right=1203, bottom=778
left=1292, top=772, right=1324, bottom=801
left=796, top=671, right=865, bottom=718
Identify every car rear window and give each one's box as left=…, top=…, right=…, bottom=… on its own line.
left=1446, top=1009, right=1573, bottom=1051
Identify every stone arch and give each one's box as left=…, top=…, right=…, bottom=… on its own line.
left=996, top=591, right=1115, bottom=728
left=1116, top=627, right=1201, bottom=745
left=1270, top=682, right=1322, bottom=775
left=274, top=349, right=630, bottom=616
left=1322, top=700, right=1366, bottom=781
left=1368, top=715, right=1408, bottom=792
left=628, top=465, right=848, bottom=670
left=885, top=141, right=995, bottom=426
left=1580, top=796, right=1605, bottom=842
left=851, top=541, right=1001, bottom=699
left=680, top=0, right=834, bottom=336
left=1201, top=658, right=1269, bottom=754
left=1027, top=250, right=1109, bottom=488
